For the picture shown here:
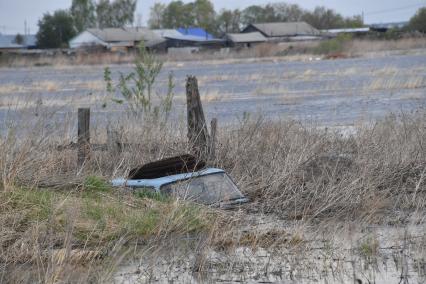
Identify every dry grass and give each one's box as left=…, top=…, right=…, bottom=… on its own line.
left=213, top=113, right=425, bottom=221
left=201, top=89, right=224, bottom=103
left=0, top=106, right=425, bottom=282
left=348, top=37, right=426, bottom=55
left=0, top=79, right=106, bottom=96
left=366, top=75, right=426, bottom=91
left=0, top=179, right=215, bottom=282
left=68, top=80, right=105, bottom=91
left=253, top=86, right=290, bottom=96
left=0, top=52, right=137, bottom=68
left=1, top=107, right=425, bottom=219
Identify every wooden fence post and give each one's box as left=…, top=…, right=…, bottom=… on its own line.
left=186, top=76, right=211, bottom=161
left=107, top=125, right=122, bottom=154
left=77, top=108, right=90, bottom=169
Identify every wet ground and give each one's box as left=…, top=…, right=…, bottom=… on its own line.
left=1, top=54, right=425, bottom=283
left=113, top=217, right=426, bottom=284
left=0, top=52, right=426, bottom=128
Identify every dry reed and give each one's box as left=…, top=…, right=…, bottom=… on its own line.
left=0, top=105, right=425, bottom=283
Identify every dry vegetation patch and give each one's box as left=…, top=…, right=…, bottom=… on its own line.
left=0, top=108, right=425, bottom=282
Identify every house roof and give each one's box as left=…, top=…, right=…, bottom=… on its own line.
left=0, top=34, right=36, bottom=49
left=164, top=33, right=223, bottom=43
left=153, top=28, right=222, bottom=43
left=226, top=32, right=266, bottom=43
left=152, top=29, right=183, bottom=38
left=245, top=22, right=320, bottom=37
left=177, top=27, right=215, bottom=40
left=87, top=28, right=132, bottom=42
left=85, top=27, right=165, bottom=47
left=124, top=27, right=166, bottom=47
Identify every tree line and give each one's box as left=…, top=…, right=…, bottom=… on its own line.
left=148, top=1, right=365, bottom=34
left=34, top=0, right=426, bottom=49
left=36, top=0, right=136, bottom=48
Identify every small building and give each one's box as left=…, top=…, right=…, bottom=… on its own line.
left=69, top=29, right=109, bottom=49
left=242, top=22, right=321, bottom=42
left=370, top=22, right=408, bottom=33
left=322, top=27, right=370, bottom=34
left=69, top=27, right=166, bottom=51
left=225, top=32, right=266, bottom=47
left=321, top=27, right=370, bottom=37
left=0, top=34, right=36, bottom=51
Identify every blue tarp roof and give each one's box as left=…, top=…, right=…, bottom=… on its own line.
left=177, top=27, right=215, bottom=40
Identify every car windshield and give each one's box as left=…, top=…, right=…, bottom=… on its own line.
left=160, top=173, right=244, bottom=205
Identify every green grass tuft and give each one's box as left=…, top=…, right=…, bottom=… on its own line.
left=84, top=176, right=111, bottom=193
left=8, top=188, right=54, bottom=222
left=134, top=188, right=170, bottom=202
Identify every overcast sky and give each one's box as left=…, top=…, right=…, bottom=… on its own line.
left=0, top=0, right=424, bottom=34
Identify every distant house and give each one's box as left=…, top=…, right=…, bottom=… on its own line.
left=321, top=22, right=408, bottom=36
left=153, top=28, right=224, bottom=50
left=152, top=29, right=183, bottom=39
left=242, top=22, right=321, bottom=41
left=321, top=27, right=370, bottom=36
left=370, top=22, right=408, bottom=32
left=225, top=32, right=266, bottom=47
left=124, top=27, right=166, bottom=48
left=0, top=34, right=36, bottom=51
left=69, top=27, right=166, bottom=51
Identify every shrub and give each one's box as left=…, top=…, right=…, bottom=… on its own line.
left=104, top=44, right=174, bottom=119
left=408, top=7, right=426, bottom=33
left=314, top=33, right=352, bottom=54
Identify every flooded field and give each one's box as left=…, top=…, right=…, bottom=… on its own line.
left=0, top=53, right=426, bottom=127
left=1, top=54, right=425, bottom=284
left=114, top=217, right=426, bottom=284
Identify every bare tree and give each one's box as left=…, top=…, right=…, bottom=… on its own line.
left=96, top=0, right=137, bottom=28
left=71, top=0, right=96, bottom=32
left=148, top=3, right=166, bottom=29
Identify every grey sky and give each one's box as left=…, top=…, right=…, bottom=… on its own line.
left=0, top=0, right=424, bottom=35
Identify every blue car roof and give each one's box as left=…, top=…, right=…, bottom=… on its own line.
left=111, top=168, right=225, bottom=190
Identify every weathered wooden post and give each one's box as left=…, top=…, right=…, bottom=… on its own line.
left=107, top=125, right=122, bottom=154
left=77, top=108, right=90, bottom=169
left=186, top=76, right=211, bottom=161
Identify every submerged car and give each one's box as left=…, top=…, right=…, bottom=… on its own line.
left=111, top=155, right=248, bottom=208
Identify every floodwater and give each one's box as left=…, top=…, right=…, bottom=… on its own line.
left=1, top=54, right=425, bottom=283
left=0, top=52, right=426, bottom=128
left=113, top=219, right=426, bottom=284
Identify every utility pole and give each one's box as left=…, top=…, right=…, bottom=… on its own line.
left=136, top=13, right=142, bottom=28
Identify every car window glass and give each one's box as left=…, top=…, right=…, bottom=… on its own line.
left=161, top=173, right=243, bottom=205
